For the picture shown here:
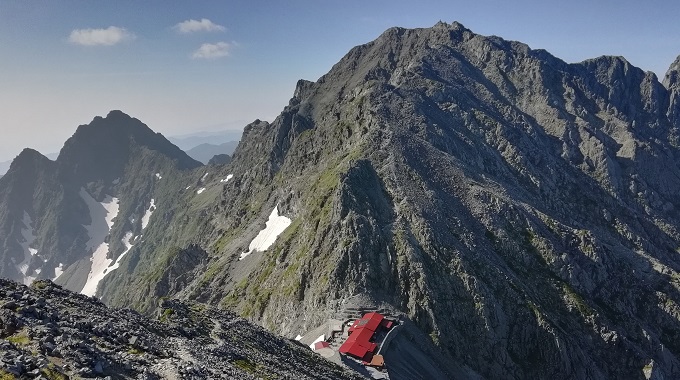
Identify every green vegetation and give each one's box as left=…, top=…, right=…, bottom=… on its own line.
left=671, top=272, right=680, bottom=284
left=127, top=347, right=145, bottom=355
left=561, top=283, right=594, bottom=317
left=141, top=246, right=182, bottom=285
left=40, top=365, right=67, bottom=380
left=233, top=358, right=257, bottom=373
left=527, top=301, right=540, bottom=318
left=30, top=281, right=48, bottom=290
left=160, top=308, right=174, bottom=322
left=7, top=329, right=30, bottom=346
left=0, top=370, right=16, bottom=380
left=429, top=331, right=440, bottom=346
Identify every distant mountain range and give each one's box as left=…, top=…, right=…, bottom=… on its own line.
left=2, top=21, right=680, bottom=379
left=168, top=130, right=243, bottom=151
left=0, top=135, right=239, bottom=176
left=185, top=141, right=239, bottom=164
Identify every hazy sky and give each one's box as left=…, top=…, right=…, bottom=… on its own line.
left=1, top=0, right=679, bottom=161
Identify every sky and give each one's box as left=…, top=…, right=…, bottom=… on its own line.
left=1, top=0, right=679, bottom=162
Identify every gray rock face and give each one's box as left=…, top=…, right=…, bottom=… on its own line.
left=0, top=111, right=201, bottom=294
left=664, top=55, right=680, bottom=129
left=0, top=279, right=362, bottom=379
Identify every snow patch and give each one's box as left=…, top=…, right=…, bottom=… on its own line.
left=220, top=174, right=234, bottom=183
left=196, top=187, right=206, bottom=194
left=106, top=232, right=134, bottom=274
left=155, top=173, right=162, bottom=179
left=16, top=211, right=38, bottom=285
left=141, top=199, right=155, bottom=229
left=295, top=335, right=303, bottom=341
left=239, top=206, right=292, bottom=260
left=200, top=172, right=209, bottom=182
left=185, top=186, right=192, bottom=190
left=79, top=189, right=120, bottom=297
left=53, top=263, right=64, bottom=281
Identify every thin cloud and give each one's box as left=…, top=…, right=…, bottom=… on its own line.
left=192, top=42, right=231, bottom=59
left=69, top=26, right=135, bottom=46
left=174, top=18, right=225, bottom=34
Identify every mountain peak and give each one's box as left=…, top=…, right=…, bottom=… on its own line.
left=57, top=110, right=201, bottom=183
left=15, top=147, right=48, bottom=161
left=7, top=148, right=51, bottom=172
left=106, top=109, right=130, bottom=119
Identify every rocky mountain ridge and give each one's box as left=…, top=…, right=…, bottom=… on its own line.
left=0, top=278, right=363, bottom=379
left=0, top=111, right=202, bottom=294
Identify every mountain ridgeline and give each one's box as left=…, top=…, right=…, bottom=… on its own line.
left=2, top=22, right=680, bottom=379
left=0, top=111, right=202, bottom=292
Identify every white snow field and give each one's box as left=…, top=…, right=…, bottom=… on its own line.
left=155, top=173, right=162, bottom=180
left=141, top=199, right=155, bottom=229
left=239, top=206, right=292, bottom=260
left=104, top=232, right=134, bottom=275
left=200, top=172, right=209, bottom=182
left=17, top=211, right=38, bottom=285
left=220, top=174, right=234, bottom=183
left=79, top=189, right=120, bottom=297
left=196, top=187, right=206, bottom=194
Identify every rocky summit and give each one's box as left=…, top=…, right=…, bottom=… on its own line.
left=0, top=278, right=362, bottom=379
left=2, top=21, right=680, bottom=379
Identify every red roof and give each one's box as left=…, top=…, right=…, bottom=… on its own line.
left=340, top=340, right=370, bottom=359
left=381, top=319, right=393, bottom=329
left=313, top=341, right=330, bottom=350
left=348, top=312, right=384, bottom=334
left=340, top=312, right=386, bottom=361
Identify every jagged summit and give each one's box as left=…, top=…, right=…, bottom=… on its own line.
left=58, top=110, right=200, bottom=177
left=5, top=148, right=51, bottom=173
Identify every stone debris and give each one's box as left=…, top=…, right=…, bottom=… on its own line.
left=0, top=279, right=363, bottom=379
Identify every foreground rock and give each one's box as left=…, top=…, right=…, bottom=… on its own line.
left=0, top=279, right=363, bottom=379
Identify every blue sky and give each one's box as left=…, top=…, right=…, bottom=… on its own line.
left=1, top=0, right=679, bottom=161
